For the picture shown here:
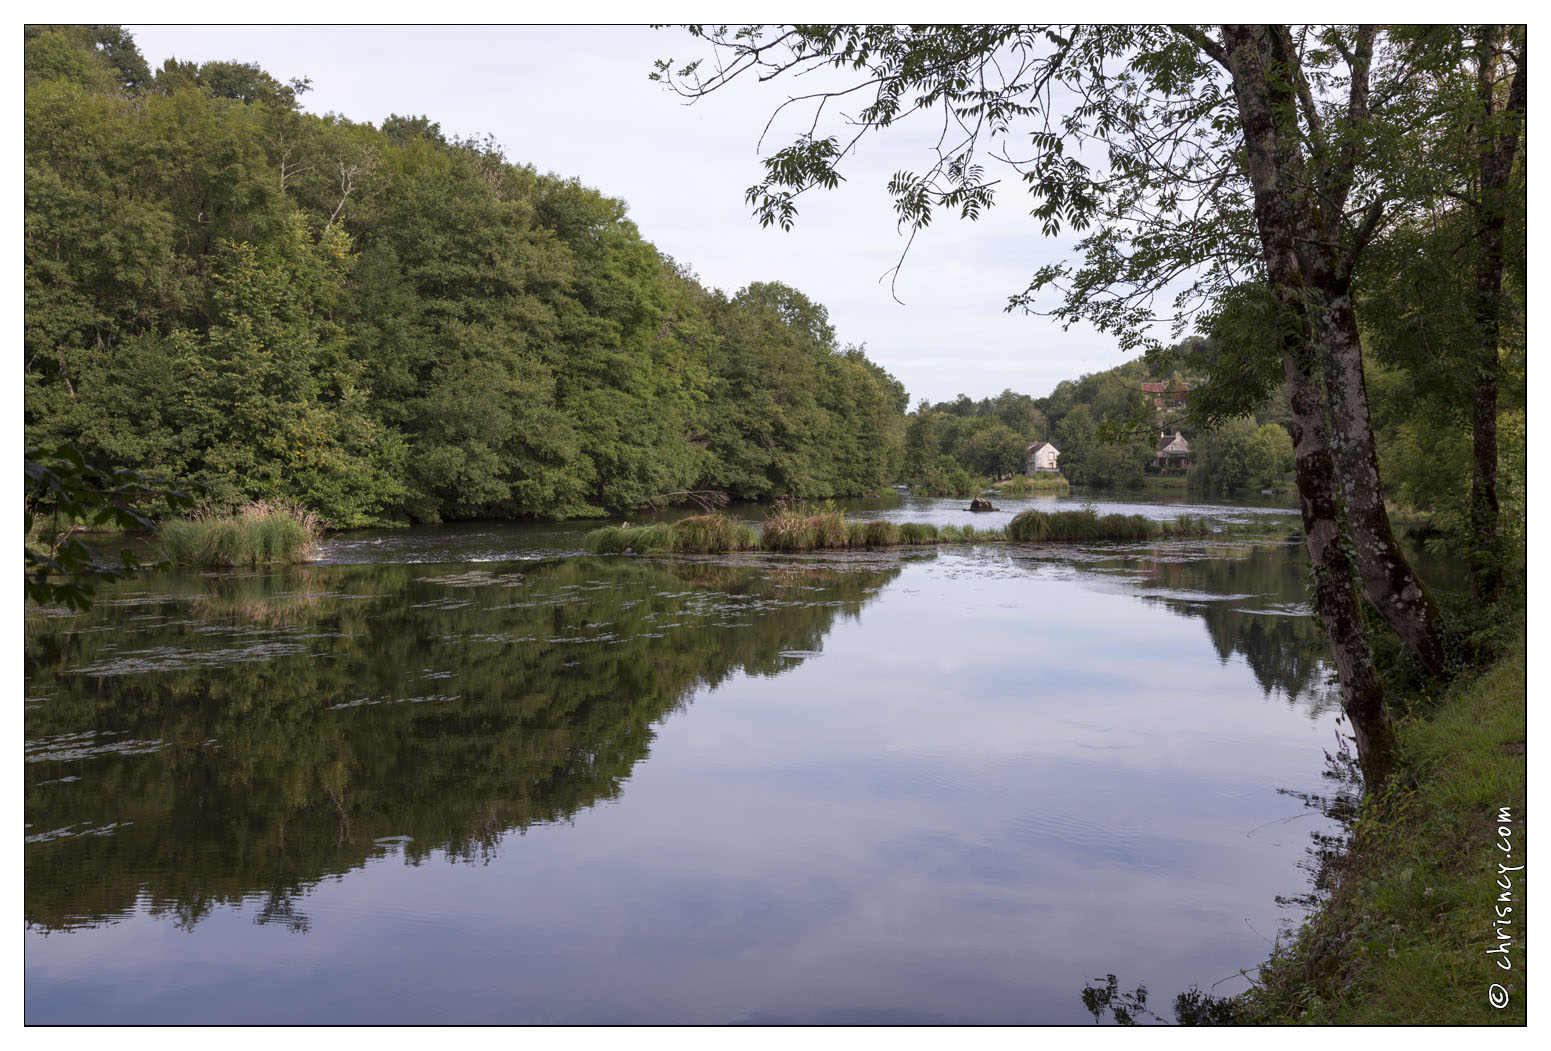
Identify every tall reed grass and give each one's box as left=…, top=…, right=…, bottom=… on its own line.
left=582, top=514, right=758, bottom=555
left=761, top=500, right=848, bottom=552
left=581, top=506, right=1226, bottom=556
left=158, top=501, right=322, bottom=566
left=1006, top=508, right=1158, bottom=542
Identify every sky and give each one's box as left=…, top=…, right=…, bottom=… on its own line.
left=121, top=23, right=1134, bottom=408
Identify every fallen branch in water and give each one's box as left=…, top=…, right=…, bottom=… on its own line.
left=647, top=490, right=731, bottom=512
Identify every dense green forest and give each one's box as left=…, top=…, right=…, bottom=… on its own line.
left=26, top=25, right=1524, bottom=575
left=24, top=26, right=910, bottom=528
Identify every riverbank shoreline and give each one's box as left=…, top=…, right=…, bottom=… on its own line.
left=1241, top=632, right=1527, bottom=1024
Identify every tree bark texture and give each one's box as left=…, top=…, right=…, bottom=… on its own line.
left=1282, top=338, right=1397, bottom=788
left=1220, top=24, right=1447, bottom=681
left=1221, top=24, right=1397, bottom=785
left=1306, top=283, right=1447, bottom=678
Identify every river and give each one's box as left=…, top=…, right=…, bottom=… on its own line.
left=25, top=492, right=1348, bottom=1024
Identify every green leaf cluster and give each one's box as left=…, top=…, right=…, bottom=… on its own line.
left=24, top=443, right=199, bottom=609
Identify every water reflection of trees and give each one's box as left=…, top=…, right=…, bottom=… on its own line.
left=1125, top=542, right=1334, bottom=709
left=24, top=556, right=900, bottom=932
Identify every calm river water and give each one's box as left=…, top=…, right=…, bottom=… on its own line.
left=26, top=493, right=1346, bottom=1024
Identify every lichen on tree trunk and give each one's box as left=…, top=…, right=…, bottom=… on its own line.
left=1308, top=285, right=1447, bottom=679
left=1282, top=343, right=1397, bottom=787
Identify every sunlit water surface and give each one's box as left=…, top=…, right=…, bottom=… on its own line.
left=26, top=494, right=1347, bottom=1024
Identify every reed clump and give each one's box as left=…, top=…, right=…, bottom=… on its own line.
left=861, top=520, right=900, bottom=547
left=671, top=514, right=758, bottom=553
left=1006, top=508, right=1158, bottom=543
left=583, top=514, right=757, bottom=555
left=581, top=506, right=1225, bottom=556
left=158, top=501, right=322, bottom=567
left=956, top=523, right=1005, bottom=543
left=761, top=500, right=848, bottom=552
left=582, top=522, right=672, bottom=554
left=897, top=521, right=940, bottom=545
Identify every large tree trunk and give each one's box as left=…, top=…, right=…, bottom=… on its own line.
left=1306, top=281, right=1448, bottom=679
left=1283, top=340, right=1396, bottom=787
left=1221, top=24, right=1447, bottom=680
left=1222, top=24, right=1397, bottom=785
left=1467, top=27, right=1526, bottom=605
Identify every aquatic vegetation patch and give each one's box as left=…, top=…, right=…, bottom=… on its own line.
left=582, top=523, right=672, bottom=554
left=158, top=502, right=322, bottom=567
left=584, top=516, right=756, bottom=555
left=1007, top=508, right=1156, bottom=542
left=582, top=506, right=1232, bottom=556
left=761, top=501, right=848, bottom=552
left=897, top=521, right=940, bottom=544
left=861, top=520, right=901, bottom=547
left=670, top=513, right=759, bottom=553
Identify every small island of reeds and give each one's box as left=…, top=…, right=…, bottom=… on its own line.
left=583, top=505, right=1213, bottom=555
left=157, top=501, right=323, bottom=567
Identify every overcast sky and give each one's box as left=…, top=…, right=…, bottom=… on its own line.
left=123, top=23, right=1136, bottom=407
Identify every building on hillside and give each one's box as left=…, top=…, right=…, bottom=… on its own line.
left=1156, top=430, right=1192, bottom=469
left=1026, top=440, right=1060, bottom=473
left=1141, top=381, right=1189, bottom=411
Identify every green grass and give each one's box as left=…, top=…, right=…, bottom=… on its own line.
left=861, top=520, right=900, bottom=547
left=671, top=513, right=759, bottom=553
left=898, top=521, right=940, bottom=544
left=1006, top=508, right=1160, bottom=542
left=583, top=514, right=758, bottom=555
left=157, top=501, right=322, bottom=567
left=582, top=523, right=671, bottom=554
left=1242, top=634, right=1527, bottom=1025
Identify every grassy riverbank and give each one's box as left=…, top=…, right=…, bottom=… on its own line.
left=582, top=507, right=1213, bottom=555
left=1242, top=633, right=1528, bottom=1025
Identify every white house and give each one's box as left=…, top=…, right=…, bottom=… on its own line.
left=1026, top=440, right=1060, bottom=473
left=1156, top=430, right=1192, bottom=468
